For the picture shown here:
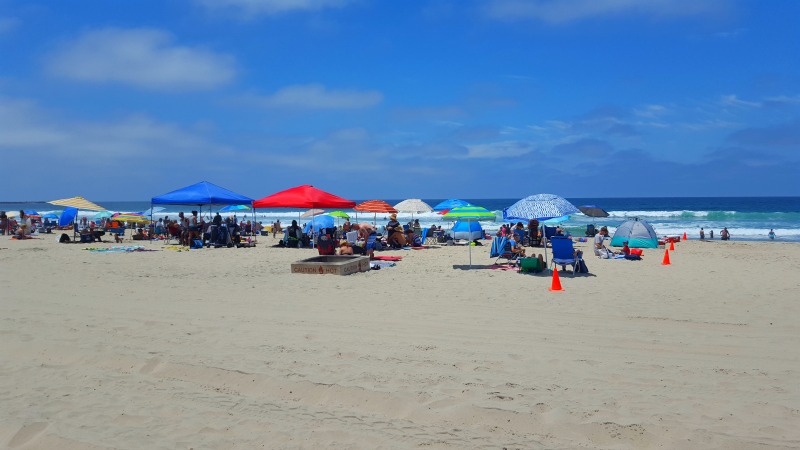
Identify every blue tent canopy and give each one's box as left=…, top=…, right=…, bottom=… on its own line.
left=151, top=181, right=253, bottom=206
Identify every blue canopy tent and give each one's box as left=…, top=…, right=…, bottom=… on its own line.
left=151, top=181, right=255, bottom=242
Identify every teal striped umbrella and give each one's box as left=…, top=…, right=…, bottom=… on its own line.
left=442, top=205, right=496, bottom=268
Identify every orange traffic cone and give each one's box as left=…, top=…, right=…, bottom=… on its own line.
left=682, top=232, right=687, bottom=241
left=662, top=249, right=671, bottom=265
left=669, top=240, right=675, bottom=251
left=549, top=267, right=564, bottom=291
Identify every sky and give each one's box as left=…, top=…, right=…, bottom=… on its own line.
left=1, top=0, right=799, bottom=201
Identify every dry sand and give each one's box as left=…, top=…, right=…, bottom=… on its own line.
left=1, top=234, right=799, bottom=449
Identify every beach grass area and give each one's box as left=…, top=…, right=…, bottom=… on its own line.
left=2, top=237, right=799, bottom=448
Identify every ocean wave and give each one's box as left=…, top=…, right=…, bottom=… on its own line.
left=607, top=210, right=800, bottom=221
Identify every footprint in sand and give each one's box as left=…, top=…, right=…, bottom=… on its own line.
left=140, top=357, right=162, bottom=374
left=8, top=422, right=48, bottom=448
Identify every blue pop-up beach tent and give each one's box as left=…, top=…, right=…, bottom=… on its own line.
left=449, top=220, right=484, bottom=241
left=610, top=218, right=659, bottom=248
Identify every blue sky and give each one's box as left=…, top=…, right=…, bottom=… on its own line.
left=1, top=0, right=799, bottom=200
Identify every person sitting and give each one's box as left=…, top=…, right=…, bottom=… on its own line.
left=286, top=220, right=303, bottom=248
left=339, top=241, right=354, bottom=255
left=508, top=233, right=526, bottom=257
left=405, top=228, right=423, bottom=247
left=357, top=222, right=377, bottom=259
left=132, top=228, right=146, bottom=240
left=385, top=213, right=406, bottom=248
left=594, top=226, right=613, bottom=258
left=16, top=211, right=31, bottom=238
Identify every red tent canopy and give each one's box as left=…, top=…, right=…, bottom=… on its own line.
left=354, top=200, right=397, bottom=213
left=253, top=185, right=356, bottom=209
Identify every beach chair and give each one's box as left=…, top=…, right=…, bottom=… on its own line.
left=491, top=236, right=520, bottom=265
left=543, top=226, right=558, bottom=241
left=513, top=229, right=526, bottom=246
left=550, top=237, right=579, bottom=276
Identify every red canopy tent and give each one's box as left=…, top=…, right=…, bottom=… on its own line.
left=254, top=185, right=356, bottom=246
left=253, top=185, right=356, bottom=209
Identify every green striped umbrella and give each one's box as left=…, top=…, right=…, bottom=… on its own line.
left=442, top=205, right=496, bottom=268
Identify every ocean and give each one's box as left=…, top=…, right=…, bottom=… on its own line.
left=2, top=197, right=799, bottom=242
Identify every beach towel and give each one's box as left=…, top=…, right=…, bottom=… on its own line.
left=84, top=246, right=158, bottom=253
left=372, top=255, right=402, bottom=261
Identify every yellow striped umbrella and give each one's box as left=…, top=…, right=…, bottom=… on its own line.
left=48, top=196, right=106, bottom=211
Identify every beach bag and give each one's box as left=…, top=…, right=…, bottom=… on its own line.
left=630, top=248, right=643, bottom=256
left=519, top=257, right=544, bottom=273
left=624, top=254, right=642, bottom=261
left=59, top=233, right=71, bottom=243
left=317, top=236, right=335, bottom=255
left=191, top=239, right=203, bottom=249
left=578, top=259, right=589, bottom=273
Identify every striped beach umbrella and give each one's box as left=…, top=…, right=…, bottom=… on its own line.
left=443, top=205, right=496, bottom=268
left=354, top=200, right=397, bottom=225
left=48, top=196, right=106, bottom=212
left=502, top=194, right=580, bottom=268
left=502, top=194, right=579, bottom=222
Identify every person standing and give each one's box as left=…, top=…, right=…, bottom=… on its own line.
left=768, top=229, right=776, bottom=240
left=720, top=227, right=730, bottom=241
left=700, top=227, right=705, bottom=240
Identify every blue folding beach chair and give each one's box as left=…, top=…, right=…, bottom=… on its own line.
left=550, top=237, right=579, bottom=276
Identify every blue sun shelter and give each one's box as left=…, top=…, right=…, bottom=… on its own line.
left=449, top=220, right=484, bottom=241
left=610, top=218, right=659, bottom=248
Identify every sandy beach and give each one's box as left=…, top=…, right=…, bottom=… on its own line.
left=2, top=235, right=799, bottom=449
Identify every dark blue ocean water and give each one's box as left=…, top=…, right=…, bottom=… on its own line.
left=3, top=197, right=799, bottom=241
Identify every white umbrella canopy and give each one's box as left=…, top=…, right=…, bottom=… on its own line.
left=394, top=199, right=433, bottom=215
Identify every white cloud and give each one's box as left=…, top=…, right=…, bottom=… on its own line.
left=45, top=28, right=235, bottom=90
left=634, top=104, right=668, bottom=118
left=720, top=94, right=760, bottom=108
left=483, top=0, right=731, bottom=24
left=464, top=140, right=535, bottom=158
left=195, top=0, right=355, bottom=16
left=242, top=84, right=383, bottom=109
left=0, top=96, right=232, bottom=166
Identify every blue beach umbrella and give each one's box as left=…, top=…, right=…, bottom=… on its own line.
left=503, top=194, right=579, bottom=222
left=220, top=204, right=251, bottom=212
left=303, top=214, right=335, bottom=234
left=503, top=194, right=580, bottom=269
left=93, top=211, right=113, bottom=220
left=42, top=213, right=59, bottom=220
left=433, top=199, right=473, bottom=211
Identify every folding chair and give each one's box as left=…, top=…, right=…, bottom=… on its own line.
left=550, top=237, right=579, bottom=276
